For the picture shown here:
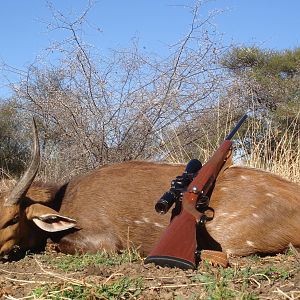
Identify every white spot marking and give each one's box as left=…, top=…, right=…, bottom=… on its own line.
left=154, top=222, right=165, bottom=228
left=220, top=212, right=229, bottom=216
left=134, top=220, right=143, bottom=225
left=231, top=213, right=238, bottom=218
left=250, top=205, right=257, bottom=209
left=240, top=175, right=248, bottom=180
left=252, top=213, right=259, bottom=218
left=142, top=217, right=150, bottom=223
left=246, top=240, right=255, bottom=247
left=220, top=187, right=228, bottom=192
left=266, top=193, right=275, bottom=198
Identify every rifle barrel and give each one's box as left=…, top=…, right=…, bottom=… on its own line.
left=145, top=113, right=249, bottom=270
left=225, top=114, right=248, bottom=141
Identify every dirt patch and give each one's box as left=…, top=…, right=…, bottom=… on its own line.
left=0, top=249, right=299, bottom=299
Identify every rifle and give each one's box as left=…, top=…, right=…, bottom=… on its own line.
left=144, top=114, right=248, bottom=270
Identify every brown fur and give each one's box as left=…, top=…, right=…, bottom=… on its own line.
left=52, top=161, right=182, bottom=254
left=0, top=161, right=299, bottom=258
left=206, top=166, right=300, bottom=255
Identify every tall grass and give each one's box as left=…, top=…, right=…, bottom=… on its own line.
left=243, top=114, right=300, bottom=183
left=160, top=110, right=300, bottom=184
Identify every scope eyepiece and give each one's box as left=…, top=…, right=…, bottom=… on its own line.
left=155, top=191, right=177, bottom=214
left=154, top=159, right=202, bottom=215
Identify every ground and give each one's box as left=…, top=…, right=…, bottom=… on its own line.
left=0, top=247, right=299, bottom=299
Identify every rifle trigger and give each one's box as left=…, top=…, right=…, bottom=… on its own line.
left=198, top=215, right=208, bottom=226
left=196, top=195, right=210, bottom=212
left=197, top=207, right=214, bottom=226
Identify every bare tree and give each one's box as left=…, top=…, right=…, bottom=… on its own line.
left=9, top=1, right=227, bottom=180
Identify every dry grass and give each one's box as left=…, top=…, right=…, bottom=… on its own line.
left=242, top=113, right=300, bottom=183
left=160, top=110, right=300, bottom=184
left=0, top=173, right=15, bottom=193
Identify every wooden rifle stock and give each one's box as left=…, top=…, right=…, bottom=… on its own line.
left=145, top=114, right=248, bottom=269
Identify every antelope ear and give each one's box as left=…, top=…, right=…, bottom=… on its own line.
left=25, top=203, right=77, bottom=232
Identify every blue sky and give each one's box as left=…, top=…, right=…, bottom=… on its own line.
left=0, top=0, right=299, bottom=97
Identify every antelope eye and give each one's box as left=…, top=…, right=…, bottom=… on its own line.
left=9, top=215, right=20, bottom=225
left=2, top=214, right=20, bottom=228
left=12, top=215, right=20, bottom=224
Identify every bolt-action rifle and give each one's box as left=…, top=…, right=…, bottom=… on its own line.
left=144, top=114, right=248, bottom=270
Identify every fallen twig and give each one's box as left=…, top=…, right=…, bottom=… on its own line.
left=34, top=258, right=92, bottom=287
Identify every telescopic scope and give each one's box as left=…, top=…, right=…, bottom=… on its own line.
left=155, top=159, right=202, bottom=214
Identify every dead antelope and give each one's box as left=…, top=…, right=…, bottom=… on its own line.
left=0, top=121, right=299, bottom=260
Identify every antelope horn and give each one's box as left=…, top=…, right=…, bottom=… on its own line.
left=4, top=118, right=40, bottom=206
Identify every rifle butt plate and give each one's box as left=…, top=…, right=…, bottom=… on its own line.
left=144, top=255, right=196, bottom=270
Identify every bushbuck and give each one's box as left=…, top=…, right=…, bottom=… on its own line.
left=0, top=121, right=299, bottom=261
